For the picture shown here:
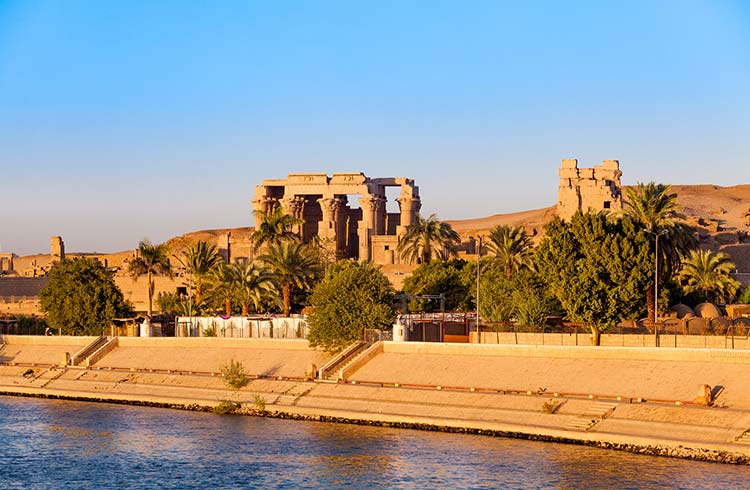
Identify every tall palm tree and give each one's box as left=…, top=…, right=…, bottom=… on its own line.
left=128, top=239, right=173, bottom=320
left=623, top=182, right=698, bottom=320
left=182, top=241, right=222, bottom=304
left=486, top=224, right=534, bottom=280
left=397, top=214, right=460, bottom=264
left=679, top=249, right=740, bottom=304
left=251, top=205, right=303, bottom=248
left=259, top=241, right=321, bottom=316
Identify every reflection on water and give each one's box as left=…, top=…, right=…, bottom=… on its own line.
left=0, top=397, right=748, bottom=489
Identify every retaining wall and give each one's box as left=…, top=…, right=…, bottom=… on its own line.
left=383, top=341, right=750, bottom=364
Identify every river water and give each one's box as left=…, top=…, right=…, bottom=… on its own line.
left=1, top=397, right=748, bottom=489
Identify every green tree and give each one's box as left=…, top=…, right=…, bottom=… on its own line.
left=259, top=241, right=321, bottom=316
left=402, top=259, right=473, bottom=312
left=308, top=260, right=395, bottom=352
left=397, top=214, right=460, bottom=264
left=40, top=258, right=132, bottom=335
left=251, top=206, right=302, bottom=248
left=475, top=263, right=557, bottom=330
left=678, top=249, right=740, bottom=304
left=128, top=239, right=173, bottom=319
left=486, top=225, right=534, bottom=280
left=536, top=211, right=653, bottom=345
left=182, top=241, right=222, bottom=305
left=206, top=260, right=276, bottom=316
left=623, top=182, right=697, bottom=319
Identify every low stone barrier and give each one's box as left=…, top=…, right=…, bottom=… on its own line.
left=115, top=336, right=313, bottom=350
left=383, top=341, right=750, bottom=364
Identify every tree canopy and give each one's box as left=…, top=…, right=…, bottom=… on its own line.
left=259, top=241, right=321, bottom=316
left=486, top=224, right=534, bottom=279
left=402, top=259, right=474, bottom=312
left=308, top=260, right=395, bottom=352
left=397, top=214, right=460, bottom=264
left=536, top=211, right=653, bottom=344
left=251, top=206, right=302, bottom=248
left=40, top=258, right=132, bottom=335
left=182, top=241, right=222, bottom=305
left=678, top=249, right=740, bottom=304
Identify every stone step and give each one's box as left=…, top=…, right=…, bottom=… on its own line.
left=735, top=430, right=750, bottom=444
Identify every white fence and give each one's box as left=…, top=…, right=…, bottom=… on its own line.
left=175, top=316, right=309, bottom=339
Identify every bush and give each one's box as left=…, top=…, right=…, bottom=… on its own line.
left=253, top=394, right=267, bottom=412
left=214, top=400, right=240, bottom=415
left=221, top=359, right=248, bottom=389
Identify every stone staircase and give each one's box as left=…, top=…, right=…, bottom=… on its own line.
left=735, top=429, right=750, bottom=444
left=566, top=401, right=617, bottom=431
left=318, top=341, right=368, bottom=382
left=275, top=383, right=315, bottom=406
left=70, top=336, right=108, bottom=366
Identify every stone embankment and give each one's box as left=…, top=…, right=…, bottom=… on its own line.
left=2, top=335, right=750, bottom=465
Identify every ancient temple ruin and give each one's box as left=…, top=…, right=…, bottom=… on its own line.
left=252, top=173, right=421, bottom=263
left=557, top=159, right=622, bottom=220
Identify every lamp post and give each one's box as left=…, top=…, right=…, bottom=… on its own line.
left=645, top=228, right=668, bottom=347
left=476, top=236, right=482, bottom=343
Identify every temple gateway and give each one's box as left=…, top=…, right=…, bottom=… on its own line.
left=252, top=173, right=421, bottom=264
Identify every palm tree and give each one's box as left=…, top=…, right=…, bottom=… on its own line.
left=623, top=182, right=698, bottom=320
left=233, top=261, right=276, bottom=316
left=486, top=224, right=534, bottom=279
left=679, top=249, right=740, bottom=303
left=259, top=241, right=321, bottom=316
left=128, top=239, right=173, bottom=320
left=251, top=205, right=303, bottom=248
left=182, top=241, right=222, bottom=304
left=397, top=214, right=460, bottom=264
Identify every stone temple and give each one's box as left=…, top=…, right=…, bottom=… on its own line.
left=252, top=173, right=421, bottom=264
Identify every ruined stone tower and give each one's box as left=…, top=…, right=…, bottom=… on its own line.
left=50, top=236, right=65, bottom=263
left=557, top=159, right=622, bottom=220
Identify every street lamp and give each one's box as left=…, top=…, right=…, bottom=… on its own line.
left=645, top=228, right=668, bottom=346
left=476, top=236, right=482, bottom=343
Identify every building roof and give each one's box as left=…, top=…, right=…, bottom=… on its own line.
left=0, top=277, right=49, bottom=298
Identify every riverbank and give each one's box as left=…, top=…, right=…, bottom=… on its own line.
left=2, top=335, right=750, bottom=465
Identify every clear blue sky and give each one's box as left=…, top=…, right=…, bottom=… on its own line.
left=1, top=1, right=748, bottom=255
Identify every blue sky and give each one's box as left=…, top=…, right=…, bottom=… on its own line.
left=1, top=1, right=748, bottom=255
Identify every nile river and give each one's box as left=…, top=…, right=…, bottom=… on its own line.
left=1, top=397, right=749, bottom=489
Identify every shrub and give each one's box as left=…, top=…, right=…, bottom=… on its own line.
left=214, top=400, right=240, bottom=415
left=221, top=359, right=248, bottom=389
left=253, top=394, right=267, bottom=412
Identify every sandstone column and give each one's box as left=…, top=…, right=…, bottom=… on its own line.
left=358, top=195, right=377, bottom=261
left=396, top=196, right=421, bottom=236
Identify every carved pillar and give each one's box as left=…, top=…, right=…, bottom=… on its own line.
left=396, top=196, right=421, bottom=236
left=358, top=195, right=377, bottom=261
left=373, top=196, right=387, bottom=235
left=317, top=197, right=337, bottom=240
left=280, top=195, right=305, bottom=238
left=336, top=197, right=349, bottom=257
